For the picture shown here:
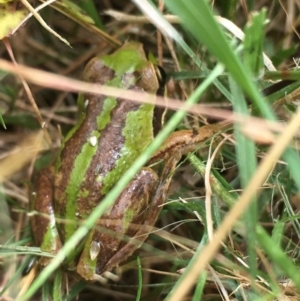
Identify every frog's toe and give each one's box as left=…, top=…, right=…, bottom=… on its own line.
left=103, top=271, right=120, bottom=282
left=92, top=271, right=119, bottom=283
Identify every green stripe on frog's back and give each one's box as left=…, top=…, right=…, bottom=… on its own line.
left=99, top=42, right=156, bottom=194
left=63, top=96, right=117, bottom=241
left=101, top=101, right=154, bottom=194
left=61, top=50, right=132, bottom=235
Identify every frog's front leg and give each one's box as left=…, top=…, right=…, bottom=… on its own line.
left=76, top=162, right=178, bottom=281
left=30, top=166, right=62, bottom=266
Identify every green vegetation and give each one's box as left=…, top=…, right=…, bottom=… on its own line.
left=0, top=0, right=299, bottom=300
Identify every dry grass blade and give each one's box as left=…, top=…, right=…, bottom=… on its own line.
left=18, top=0, right=70, bottom=46
left=0, top=131, right=44, bottom=182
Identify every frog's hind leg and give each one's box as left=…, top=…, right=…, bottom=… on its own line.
left=76, top=168, right=159, bottom=280
left=30, top=166, right=62, bottom=266
left=101, top=157, right=178, bottom=279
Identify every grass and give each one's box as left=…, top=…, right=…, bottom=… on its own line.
left=0, top=0, right=300, bottom=300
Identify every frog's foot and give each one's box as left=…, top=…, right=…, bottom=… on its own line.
left=92, top=271, right=120, bottom=283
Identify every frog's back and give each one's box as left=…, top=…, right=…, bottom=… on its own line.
left=54, top=52, right=157, bottom=240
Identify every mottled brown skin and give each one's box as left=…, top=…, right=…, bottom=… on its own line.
left=31, top=166, right=62, bottom=265
left=148, top=122, right=230, bottom=164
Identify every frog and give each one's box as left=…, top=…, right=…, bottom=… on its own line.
left=30, top=42, right=226, bottom=281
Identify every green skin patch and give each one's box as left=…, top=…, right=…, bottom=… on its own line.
left=64, top=97, right=117, bottom=241
left=99, top=44, right=155, bottom=194
left=41, top=226, right=56, bottom=252
left=101, top=103, right=154, bottom=194
left=122, top=196, right=145, bottom=232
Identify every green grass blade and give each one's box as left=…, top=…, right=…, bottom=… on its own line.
left=192, top=271, right=207, bottom=301
left=243, top=10, right=266, bottom=77
left=136, top=256, right=142, bottom=301
left=229, top=76, right=258, bottom=277
left=265, top=70, right=300, bottom=81
left=77, top=0, right=104, bottom=29
left=256, top=225, right=300, bottom=290
left=164, top=0, right=274, bottom=120
left=188, top=154, right=237, bottom=207
left=134, top=0, right=233, bottom=102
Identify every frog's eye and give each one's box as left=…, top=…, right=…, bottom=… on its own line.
left=154, top=65, right=166, bottom=89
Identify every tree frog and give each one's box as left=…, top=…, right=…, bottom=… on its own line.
left=30, top=42, right=226, bottom=281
